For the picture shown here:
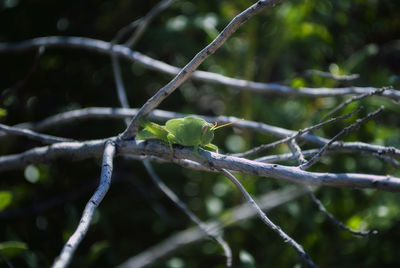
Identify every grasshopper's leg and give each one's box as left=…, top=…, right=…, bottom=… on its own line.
left=167, top=133, right=175, bottom=157
left=203, top=143, right=218, bottom=153
left=193, top=144, right=202, bottom=158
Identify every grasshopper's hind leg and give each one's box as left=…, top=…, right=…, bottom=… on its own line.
left=167, top=133, right=175, bottom=158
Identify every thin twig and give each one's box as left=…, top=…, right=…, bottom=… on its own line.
left=286, top=140, right=375, bottom=236
left=52, top=140, right=116, bottom=268
left=304, top=70, right=360, bottom=81
left=124, top=0, right=179, bottom=48
left=254, top=149, right=320, bottom=163
left=119, top=0, right=286, bottom=139
left=0, top=123, right=75, bottom=144
left=143, top=161, right=232, bottom=266
left=300, top=106, right=385, bottom=170
left=320, top=88, right=387, bottom=122
left=307, top=189, right=377, bottom=236
left=234, top=107, right=361, bottom=158
left=220, top=168, right=318, bottom=268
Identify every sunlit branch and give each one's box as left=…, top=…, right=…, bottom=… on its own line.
left=52, top=140, right=116, bottom=268
left=1, top=135, right=399, bottom=191
left=1, top=37, right=399, bottom=101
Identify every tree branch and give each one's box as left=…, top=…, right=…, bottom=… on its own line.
left=52, top=140, right=116, bottom=268
left=8, top=107, right=400, bottom=163
left=1, top=138, right=399, bottom=191
left=1, top=36, right=399, bottom=101
left=0, top=123, right=75, bottom=144
left=300, top=106, right=384, bottom=170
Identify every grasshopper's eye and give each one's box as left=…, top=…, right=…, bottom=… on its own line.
left=202, top=125, right=209, bottom=135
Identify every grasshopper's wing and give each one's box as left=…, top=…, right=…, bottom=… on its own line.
left=165, top=118, right=185, bottom=143
left=137, top=119, right=169, bottom=142
left=137, top=128, right=160, bottom=140
left=165, top=118, right=184, bottom=134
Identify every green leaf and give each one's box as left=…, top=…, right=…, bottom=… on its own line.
left=0, top=108, right=6, bottom=117
left=0, top=191, right=12, bottom=211
left=0, top=241, right=28, bottom=259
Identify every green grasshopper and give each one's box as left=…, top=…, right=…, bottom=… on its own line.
left=137, top=116, right=242, bottom=157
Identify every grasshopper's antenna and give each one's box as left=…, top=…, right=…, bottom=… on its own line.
left=211, top=118, right=243, bottom=130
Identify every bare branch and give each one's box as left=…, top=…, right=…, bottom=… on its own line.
left=300, top=106, right=385, bottom=170
left=220, top=169, right=317, bottom=268
left=320, top=88, right=387, bottom=122
left=125, top=154, right=211, bottom=171
left=287, top=139, right=307, bottom=165
left=52, top=140, right=116, bottom=268
left=307, top=189, right=377, bottom=236
left=120, top=0, right=287, bottom=139
left=0, top=138, right=107, bottom=171
left=286, top=140, right=375, bottom=237
left=0, top=123, right=75, bottom=144
left=1, top=37, right=399, bottom=101
left=1, top=137, right=399, bottom=191
left=304, top=69, right=360, bottom=81
left=14, top=107, right=400, bottom=164
left=254, top=149, right=320, bottom=163
left=234, top=107, right=361, bottom=158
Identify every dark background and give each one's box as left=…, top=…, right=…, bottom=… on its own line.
left=1, top=0, right=400, bottom=267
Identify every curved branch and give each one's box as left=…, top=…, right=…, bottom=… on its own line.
left=1, top=39, right=398, bottom=101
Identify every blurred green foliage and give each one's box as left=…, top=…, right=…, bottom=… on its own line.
left=0, top=0, right=400, bottom=267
